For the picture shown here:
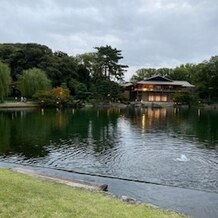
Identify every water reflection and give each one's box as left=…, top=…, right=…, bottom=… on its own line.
left=0, top=109, right=121, bottom=157
left=123, top=107, right=218, bottom=148
left=0, top=108, right=217, bottom=156
left=0, top=108, right=217, bottom=192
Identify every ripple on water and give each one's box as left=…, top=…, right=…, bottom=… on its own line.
left=0, top=109, right=218, bottom=194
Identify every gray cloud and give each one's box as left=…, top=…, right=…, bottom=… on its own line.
left=0, top=0, right=218, bottom=80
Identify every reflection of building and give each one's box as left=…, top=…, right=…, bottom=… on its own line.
left=121, top=76, right=194, bottom=104
left=124, top=107, right=169, bottom=131
left=141, top=108, right=168, bottom=130
left=147, top=108, right=167, bottom=119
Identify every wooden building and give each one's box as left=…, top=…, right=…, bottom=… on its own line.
left=121, top=75, right=194, bottom=103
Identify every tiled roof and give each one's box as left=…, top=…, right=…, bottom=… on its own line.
left=120, top=75, right=195, bottom=88
left=137, top=80, right=194, bottom=87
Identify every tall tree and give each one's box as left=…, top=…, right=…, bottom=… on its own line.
left=75, top=52, right=96, bottom=82
left=0, top=43, right=53, bottom=80
left=194, top=57, right=218, bottom=100
left=168, top=64, right=195, bottom=82
left=130, top=68, right=158, bottom=82
left=18, top=68, right=51, bottom=97
left=208, top=56, right=218, bottom=99
left=130, top=67, right=176, bottom=82
left=0, top=62, right=11, bottom=102
left=45, top=51, right=78, bottom=88
left=94, top=45, right=128, bottom=81
left=75, top=53, right=96, bottom=75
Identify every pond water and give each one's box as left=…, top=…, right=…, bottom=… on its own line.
left=0, top=107, right=218, bottom=217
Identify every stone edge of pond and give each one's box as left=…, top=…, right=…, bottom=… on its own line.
left=14, top=168, right=162, bottom=206
left=2, top=166, right=190, bottom=217
left=13, top=167, right=108, bottom=192
left=12, top=167, right=159, bottom=207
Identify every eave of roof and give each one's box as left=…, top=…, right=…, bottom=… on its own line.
left=137, top=80, right=195, bottom=87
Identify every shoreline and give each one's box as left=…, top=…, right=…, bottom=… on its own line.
left=1, top=161, right=217, bottom=218
left=0, top=164, right=188, bottom=218
left=0, top=167, right=187, bottom=218
left=1, top=101, right=218, bottom=111
left=0, top=101, right=40, bottom=108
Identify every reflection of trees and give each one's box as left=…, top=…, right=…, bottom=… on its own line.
left=0, top=108, right=120, bottom=160
left=9, top=110, right=53, bottom=158
left=0, top=109, right=72, bottom=159
left=196, top=110, right=218, bottom=147
left=1, top=107, right=216, bottom=164
left=67, top=109, right=119, bottom=154
left=0, top=113, right=11, bottom=153
left=171, top=109, right=218, bottom=148
left=89, top=109, right=119, bottom=153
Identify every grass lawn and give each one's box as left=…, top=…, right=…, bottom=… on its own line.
left=0, top=169, right=189, bottom=218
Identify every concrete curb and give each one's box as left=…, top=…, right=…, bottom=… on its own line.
left=13, top=168, right=158, bottom=207
left=0, top=102, right=39, bottom=108
left=13, top=168, right=108, bottom=192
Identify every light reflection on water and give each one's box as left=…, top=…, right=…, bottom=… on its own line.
left=0, top=107, right=217, bottom=193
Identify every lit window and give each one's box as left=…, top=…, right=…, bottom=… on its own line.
left=161, top=96, right=167, bottom=101
left=148, top=95, right=154, bottom=101
left=156, top=95, right=161, bottom=101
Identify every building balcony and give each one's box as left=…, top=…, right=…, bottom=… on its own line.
left=133, top=88, right=178, bottom=92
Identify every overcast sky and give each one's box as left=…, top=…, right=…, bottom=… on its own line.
left=0, top=0, right=218, bottom=80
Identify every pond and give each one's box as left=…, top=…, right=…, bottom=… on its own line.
left=0, top=107, right=218, bottom=217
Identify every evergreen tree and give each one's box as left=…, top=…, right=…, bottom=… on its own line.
left=94, top=45, right=128, bottom=81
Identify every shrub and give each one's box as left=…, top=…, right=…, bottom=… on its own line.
left=34, top=87, right=75, bottom=107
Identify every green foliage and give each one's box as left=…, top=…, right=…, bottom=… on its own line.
left=94, top=80, right=121, bottom=101
left=130, top=58, right=218, bottom=103
left=94, top=45, right=128, bottom=81
left=46, top=51, right=78, bottom=87
left=131, top=68, right=160, bottom=82
left=168, top=64, right=195, bottom=82
left=34, top=87, right=75, bottom=107
left=67, top=79, right=90, bottom=101
left=0, top=43, right=126, bottom=104
left=110, top=81, right=121, bottom=100
left=193, top=56, right=218, bottom=101
left=18, top=68, right=51, bottom=97
left=0, top=62, right=11, bottom=102
left=0, top=43, right=78, bottom=91
left=75, top=52, right=96, bottom=77
left=173, top=92, right=195, bottom=105
left=130, top=68, right=174, bottom=82
left=0, top=43, right=53, bottom=80
left=74, top=82, right=90, bottom=101
left=1, top=42, right=218, bottom=104
left=77, top=64, right=91, bottom=88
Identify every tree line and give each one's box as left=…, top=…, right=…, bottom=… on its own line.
left=130, top=57, right=218, bottom=102
left=0, top=42, right=218, bottom=105
left=0, top=43, right=127, bottom=105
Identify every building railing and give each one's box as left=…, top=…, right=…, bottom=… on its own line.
left=133, top=88, right=178, bottom=92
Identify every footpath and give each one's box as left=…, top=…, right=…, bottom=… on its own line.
left=0, top=101, right=39, bottom=108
